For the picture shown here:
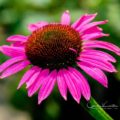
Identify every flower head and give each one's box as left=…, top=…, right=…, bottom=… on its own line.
left=0, top=11, right=120, bottom=104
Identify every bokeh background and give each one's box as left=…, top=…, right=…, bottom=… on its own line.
left=0, top=0, right=120, bottom=120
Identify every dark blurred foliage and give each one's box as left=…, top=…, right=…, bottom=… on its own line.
left=0, top=0, right=120, bottom=120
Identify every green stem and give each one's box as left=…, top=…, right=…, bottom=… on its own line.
left=81, top=97, right=113, bottom=120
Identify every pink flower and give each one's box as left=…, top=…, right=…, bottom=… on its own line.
left=0, top=11, right=120, bottom=104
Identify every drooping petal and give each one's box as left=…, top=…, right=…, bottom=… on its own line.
left=38, top=70, right=57, bottom=104
left=57, top=69, right=67, bottom=100
left=26, top=68, right=41, bottom=88
left=79, top=51, right=116, bottom=64
left=28, top=21, right=48, bottom=32
left=78, top=54, right=111, bottom=63
left=28, top=69, right=49, bottom=97
left=0, top=60, right=30, bottom=79
left=79, top=63, right=108, bottom=87
left=0, top=56, right=26, bottom=73
left=0, top=45, right=25, bottom=57
left=72, top=13, right=97, bottom=29
left=77, top=20, right=108, bottom=32
left=17, top=66, right=40, bottom=89
left=82, top=26, right=103, bottom=35
left=62, top=69, right=81, bottom=103
left=6, top=35, right=28, bottom=42
left=83, top=40, right=120, bottom=55
left=79, top=49, right=116, bottom=63
left=11, top=42, right=25, bottom=47
left=68, top=67, right=91, bottom=101
left=82, top=33, right=109, bottom=40
left=77, top=58, right=117, bottom=72
left=61, top=10, right=71, bottom=25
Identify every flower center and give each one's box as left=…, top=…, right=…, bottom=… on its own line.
left=25, top=24, right=81, bottom=69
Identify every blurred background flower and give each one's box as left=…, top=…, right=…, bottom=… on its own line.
left=0, top=0, right=120, bottom=120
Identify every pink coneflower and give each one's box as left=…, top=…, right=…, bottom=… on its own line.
left=0, top=11, right=120, bottom=104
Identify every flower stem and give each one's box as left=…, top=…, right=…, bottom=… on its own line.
left=81, top=97, right=113, bottom=120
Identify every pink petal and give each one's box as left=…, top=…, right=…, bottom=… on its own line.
left=0, top=60, right=30, bottom=79
left=82, top=33, right=109, bottom=40
left=72, top=13, right=97, bottom=29
left=61, top=10, right=71, bottom=25
left=11, top=42, right=25, bottom=47
left=57, top=69, right=67, bottom=100
left=0, top=45, right=25, bottom=57
left=6, top=35, right=28, bottom=42
left=17, top=66, right=39, bottom=89
left=79, top=63, right=108, bottom=87
left=79, top=49, right=116, bottom=63
left=28, top=69, right=49, bottom=97
left=62, top=69, right=81, bottom=103
left=77, top=20, right=108, bottom=32
left=0, top=56, right=26, bottom=73
left=28, top=21, right=48, bottom=32
left=68, top=67, right=91, bottom=101
left=77, top=58, right=117, bottom=72
left=38, top=70, right=57, bottom=104
left=26, top=68, right=41, bottom=88
left=83, top=40, right=120, bottom=55
left=82, top=26, right=103, bottom=35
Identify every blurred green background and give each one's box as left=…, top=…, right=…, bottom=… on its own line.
left=0, top=0, right=120, bottom=120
